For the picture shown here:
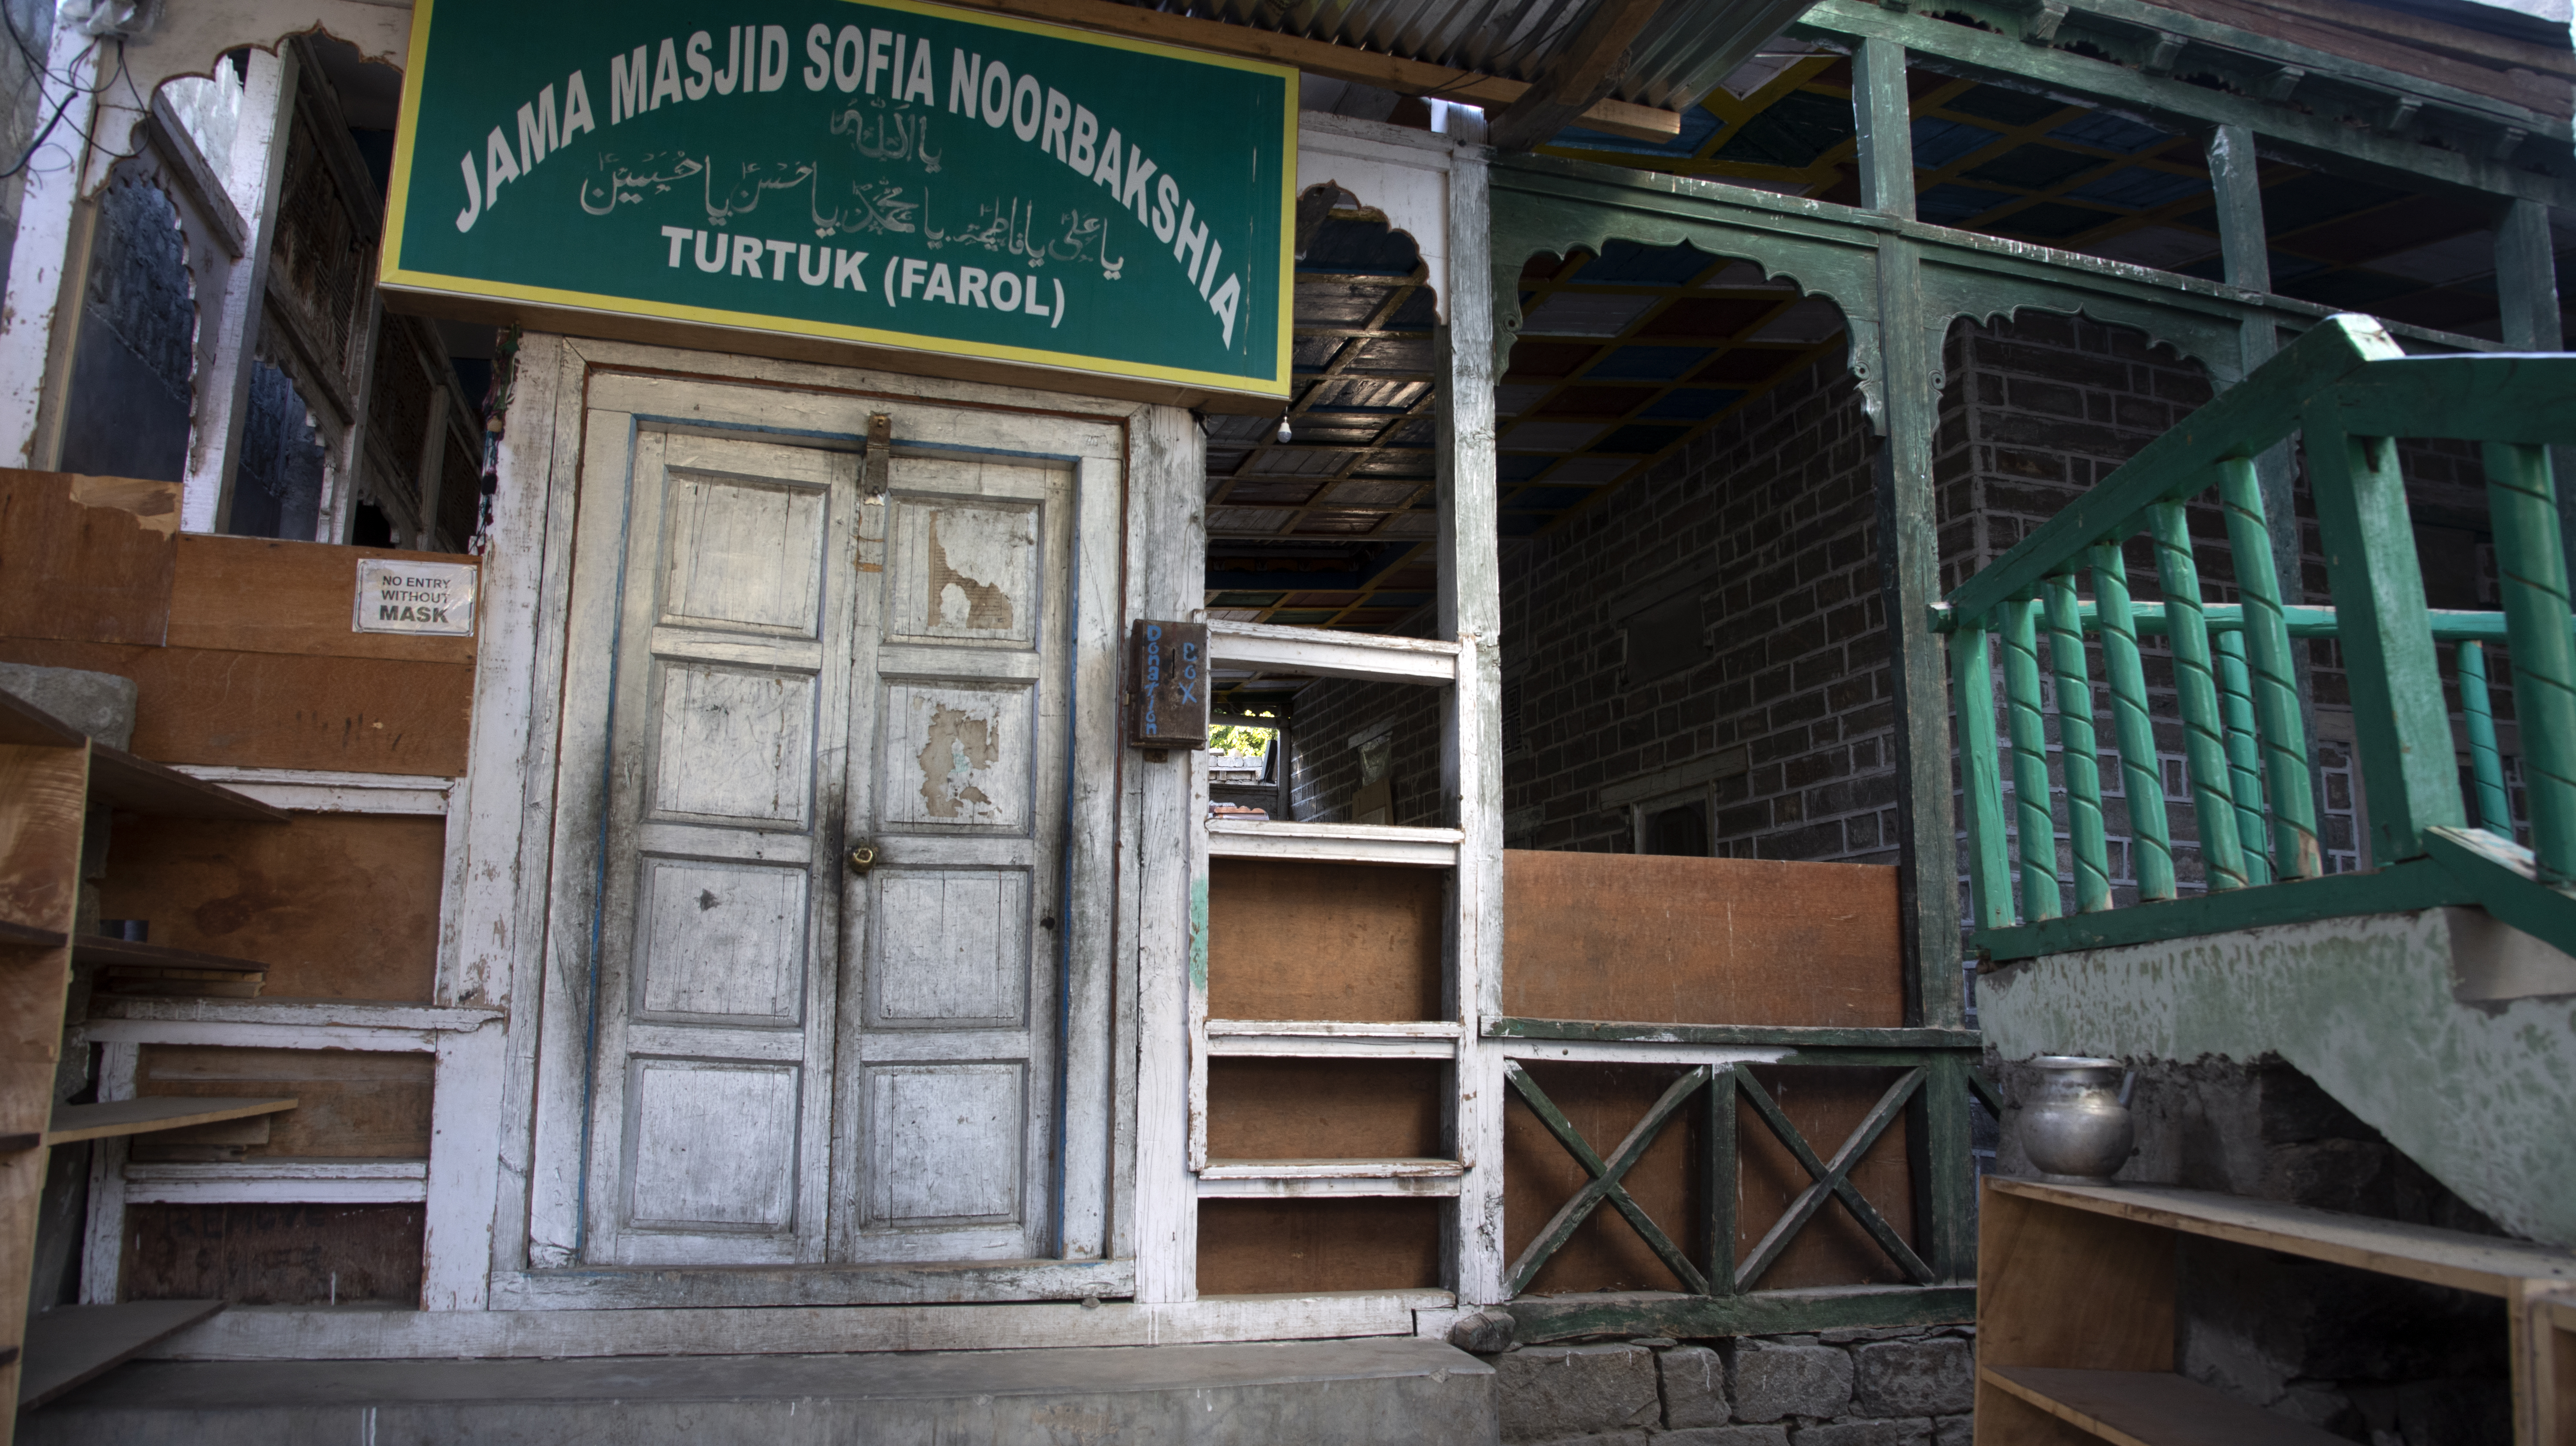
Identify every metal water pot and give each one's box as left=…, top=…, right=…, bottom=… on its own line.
left=2017, top=1056, right=2135, bottom=1182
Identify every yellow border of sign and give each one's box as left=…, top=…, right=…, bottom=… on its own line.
left=383, top=0, right=1296, bottom=398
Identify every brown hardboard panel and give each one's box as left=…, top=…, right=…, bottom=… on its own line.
left=133, top=1046, right=432, bottom=1159
left=1196, top=1198, right=1444, bottom=1295
left=0, top=639, right=471, bottom=775
left=1206, top=858, right=1443, bottom=1022
left=121, top=1202, right=424, bottom=1305
left=1501, top=851, right=1902, bottom=1027
left=168, top=536, right=477, bottom=664
left=1205, top=1059, right=1446, bottom=1160
left=1503, top=1063, right=1920, bottom=1296
left=0, top=470, right=176, bottom=646
left=98, top=813, right=444, bottom=1000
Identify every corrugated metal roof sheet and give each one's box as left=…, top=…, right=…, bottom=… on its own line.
left=1110, top=0, right=1810, bottom=112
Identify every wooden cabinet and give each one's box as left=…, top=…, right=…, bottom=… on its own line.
left=0, top=690, right=296, bottom=1434
left=1977, top=1177, right=2576, bottom=1446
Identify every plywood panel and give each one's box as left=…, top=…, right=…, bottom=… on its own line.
left=1502, top=851, right=1902, bottom=1027
left=134, top=1046, right=432, bottom=1159
left=1207, top=859, right=1443, bottom=1022
left=0, top=469, right=175, bottom=646
left=97, top=814, right=444, bottom=1000
left=0, top=639, right=471, bottom=775
left=1196, top=1198, right=1443, bottom=1294
left=1502, top=1062, right=1919, bottom=1296
left=167, top=536, right=476, bottom=663
left=1205, top=1059, right=1446, bottom=1160
left=120, top=1202, right=423, bottom=1305
left=1975, top=1184, right=2176, bottom=1372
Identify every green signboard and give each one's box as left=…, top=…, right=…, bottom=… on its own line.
left=385, top=0, right=1294, bottom=397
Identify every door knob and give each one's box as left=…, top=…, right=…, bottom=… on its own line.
left=847, top=843, right=877, bottom=874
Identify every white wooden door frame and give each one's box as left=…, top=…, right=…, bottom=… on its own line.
left=442, top=337, right=1194, bottom=1312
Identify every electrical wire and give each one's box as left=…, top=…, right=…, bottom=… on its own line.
left=0, top=30, right=154, bottom=183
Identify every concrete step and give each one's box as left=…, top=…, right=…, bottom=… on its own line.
left=20, top=1335, right=1498, bottom=1445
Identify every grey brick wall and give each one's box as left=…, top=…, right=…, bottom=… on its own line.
left=1284, top=311, right=2510, bottom=883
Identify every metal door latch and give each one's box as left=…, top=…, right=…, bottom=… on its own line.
left=847, top=843, right=878, bottom=874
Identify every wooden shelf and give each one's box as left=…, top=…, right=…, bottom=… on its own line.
left=72, top=934, right=270, bottom=974
left=1198, top=1156, right=1466, bottom=1198
left=18, top=1300, right=224, bottom=1408
left=88, top=743, right=290, bottom=822
left=1206, top=620, right=1460, bottom=684
left=43, top=1096, right=297, bottom=1145
left=1205, top=1020, right=1461, bottom=1058
left=1982, top=1365, right=2348, bottom=1446
left=1205, top=818, right=1464, bottom=866
left=1989, top=1177, right=2576, bottom=1297
left=0, top=919, right=66, bottom=948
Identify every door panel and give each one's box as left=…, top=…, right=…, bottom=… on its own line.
left=831, top=451, right=1070, bottom=1265
left=584, top=430, right=857, bottom=1267
left=565, top=403, right=1073, bottom=1274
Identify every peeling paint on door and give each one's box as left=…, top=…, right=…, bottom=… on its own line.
left=917, top=703, right=1000, bottom=821
left=929, top=511, right=1017, bottom=633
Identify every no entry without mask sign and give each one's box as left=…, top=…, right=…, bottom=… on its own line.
left=383, top=0, right=1295, bottom=397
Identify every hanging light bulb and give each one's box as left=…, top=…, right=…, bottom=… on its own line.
left=1276, top=415, right=1293, bottom=444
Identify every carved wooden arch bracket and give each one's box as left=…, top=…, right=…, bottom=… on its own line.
left=1484, top=152, right=2441, bottom=442
left=80, top=5, right=411, bottom=201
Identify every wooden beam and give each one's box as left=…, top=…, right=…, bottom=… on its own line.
left=1489, top=0, right=1671, bottom=152
left=924, top=0, right=1684, bottom=142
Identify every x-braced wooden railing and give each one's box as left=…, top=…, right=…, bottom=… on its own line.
left=1498, top=1045, right=2000, bottom=1335
left=1940, top=313, right=2576, bottom=963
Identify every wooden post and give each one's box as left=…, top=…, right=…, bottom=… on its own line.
left=2206, top=122, right=2328, bottom=866
left=1130, top=403, right=1205, bottom=1303
left=1852, top=36, right=1961, bottom=1028
left=1857, top=33, right=1976, bottom=1284
left=183, top=45, right=299, bottom=536
left=0, top=24, right=108, bottom=470
left=1440, top=136, right=1508, bottom=1307
left=2494, top=197, right=2576, bottom=572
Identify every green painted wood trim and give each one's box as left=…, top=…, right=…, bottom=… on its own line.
left=2213, top=630, right=2274, bottom=886
left=1735, top=1069, right=1935, bottom=1289
left=2483, top=442, right=2576, bottom=881
left=2459, top=642, right=2516, bottom=838
left=2090, top=541, right=2176, bottom=900
left=1505, top=1062, right=1712, bottom=1296
left=2206, top=125, right=2270, bottom=298
left=2000, top=598, right=2063, bottom=923
left=1706, top=1065, right=1741, bottom=1297
left=1951, top=625, right=2015, bottom=933
left=1919, top=1054, right=1977, bottom=1282
left=2305, top=419, right=2464, bottom=862
left=1973, top=859, right=2474, bottom=961
left=2425, top=825, right=2576, bottom=958
left=1505, top=1285, right=1979, bottom=1344
left=1854, top=37, right=1914, bottom=218
left=1791, top=1, right=2576, bottom=209
left=1937, top=600, right=2567, bottom=644
left=2044, top=574, right=2113, bottom=911
left=1950, top=317, right=2393, bottom=619
left=1965, top=1068, right=2007, bottom=1120
left=1487, top=1019, right=1985, bottom=1049
left=2217, top=457, right=2322, bottom=878
left=2333, top=358, right=2576, bottom=447
left=2148, top=500, right=2250, bottom=891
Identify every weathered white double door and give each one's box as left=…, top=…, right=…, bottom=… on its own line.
left=553, top=376, right=1072, bottom=1270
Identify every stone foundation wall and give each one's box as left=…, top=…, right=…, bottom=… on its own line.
left=1486, top=1325, right=1974, bottom=1445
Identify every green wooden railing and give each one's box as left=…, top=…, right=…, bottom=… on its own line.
left=1939, top=314, right=2576, bottom=963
